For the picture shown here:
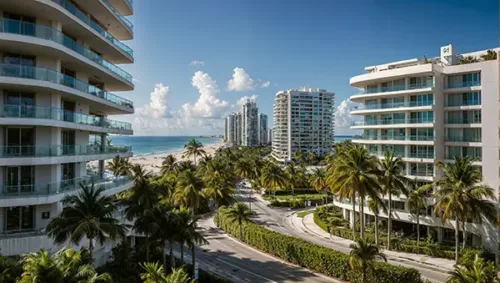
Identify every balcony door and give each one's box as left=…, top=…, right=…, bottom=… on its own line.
left=5, top=127, right=34, bottom=156
left=4, top=13, right=36, bottom=36
left=5, top=206, right=35, bottom=233
left=5, top=166, right=34, bottom=194
left=62, top=100, right=75, bottom=123
left=62, top=130, right=75, bottom=155
left=5, top=91, right=35, bottom=118
left=3, top=53, right=36, bottom=79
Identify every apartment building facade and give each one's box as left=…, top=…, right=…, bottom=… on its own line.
left=272, top=87, right=335, bottom=162
left=344, top=44, right=499, bottom=250
left=225, top=100, right=267, bottom=147
left=0, top=0, right=135, bottom=259
left=258, top=113, right=268, bottom=145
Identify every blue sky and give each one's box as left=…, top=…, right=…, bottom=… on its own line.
left=115, top=0, right=499, bottom=136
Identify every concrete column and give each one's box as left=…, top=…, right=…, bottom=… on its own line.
left=51, top=93, right=62, bottom=108
left=437, top=227, right=444, bottom=243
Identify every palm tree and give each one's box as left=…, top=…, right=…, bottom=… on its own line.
left=0, top=255, right=20, bottom=283
left=183, top=139, right=206, bottom=165
left=174, top=208, right=208, bottom=277
left=174, top=170, right=205, bottom=212
left=480, top=49, right=497, bottom=61
left=307, top=151, right=318, bottom=165
left=293, top=150, right=307, bottom=165
left=433, top=157, right=497, bottom=263
left=407, top=184, right=431, bottom=253
left=284, top=163, right=299, bottom=194
left=260, top=162, right=286, bottom=195
left=224, top=202, right=253, bottom=238
left=107, top=155, right=131, bottom=177
left=447, top=255, right=499, bottom=283
left=140, top=263, right=194, bottom=283
left=150, top=204, right=177, bottom=270
left=328, top=145, right=382, bottom=239
left=378, top=151, right=411, bottom=250
left=310, top=168, right=327, bottom=203
left=367, top=199, right=386, bottom=246
left=20, top=248, right=111, bottom=283
left=161, top=154, right=178, bottom=176
left=175, top=160, right=196, bottom=174
left=205, top=178, right=235, bottom=227
left=235, top=158, right=254, bottom=181
left=349, top=238, right=387, bottom=283
left=460, top=56, right=479, bottom=64
left=46, top=183, right=127, bottom=261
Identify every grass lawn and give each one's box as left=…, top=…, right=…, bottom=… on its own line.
left=297, top=210, right=313, bottom=218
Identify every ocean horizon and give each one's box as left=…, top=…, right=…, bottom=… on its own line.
left=111, top=135, right=353, bottom=157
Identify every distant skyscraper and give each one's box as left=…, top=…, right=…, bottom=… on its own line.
left=272, top=87, right=335, bottom=162
left=268, top=128, right=274, bottom=144
left=258, top=113, right=268, bottom=145
left=241, top=99, right=259, bottom=146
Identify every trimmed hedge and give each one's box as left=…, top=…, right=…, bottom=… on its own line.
left=217, top=207, right=426, bottom=283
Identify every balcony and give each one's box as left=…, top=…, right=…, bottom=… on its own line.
left=0, top=105, right=132, bottom=133
left=0, top=18, right=132, bottom=83
left=0, top=144, right=131, bottom=158
left=102, top=0, right=134, bottom=30
left=50, top=0, right=133, bottom=56
left=447, top=81, right=481, bottom=89
left=409, top=169, right=434, bottom=177
left=356, top=82, right=433, bottom=95
left=407, top=152, right=434, bottom=159
left=0, top=64, right=133, bottom=110
left=354, top=101, right=433, bottom=111
left=353, top=135, right=435, bottom=142
left=352, top=118, right=434, bottom=127
left=445, top=117, right=481, bottom=124
left=445, top=136, right=482, bottom=143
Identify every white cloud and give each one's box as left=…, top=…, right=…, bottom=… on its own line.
left=227, top=67, right=255, bottom=91
left=189, top=60, right=205, bottom=67
left=181, top=71, right=229, bottom=118
left=260, top=81, right=271, bottom=88
left=236, top=94, right=258, bottom=106
left=136, top=83, right=172, bottom=118
left=335, top=99, right=362, bottom=135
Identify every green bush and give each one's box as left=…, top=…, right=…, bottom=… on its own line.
left=217, top=207, right=425, bottom=283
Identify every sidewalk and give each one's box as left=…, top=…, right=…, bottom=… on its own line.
left=300, top=213, right=455, bottom=271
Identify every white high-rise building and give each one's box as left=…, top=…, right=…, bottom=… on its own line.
left=0, top=0, right=135, bottom=257
left=272, top=87, right=334, bottom=162
left=258, top=113, right=268, bottom=145
left=225, top=113, right=239, bottom=145
left=342, top=44, right=499, bottom=250
left=241, top=99, right=259, bottom=146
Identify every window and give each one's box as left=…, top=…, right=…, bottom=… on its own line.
left=3, top=13, right=36, bottom=36
left=409, top=145, right=434, bottom=158
left=410, top=111, right=433, bottom=123
left=410, top=93, right=433, bottom=107
left=382, top=145, right=404, bottom=157
left=5, top=206, right=35, bottom=233
left=410, top=128, right=433, bottom=140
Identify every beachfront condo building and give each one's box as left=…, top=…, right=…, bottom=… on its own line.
left=345, top=44, right=499, bottom=251
left=272, top=87, right=335, bottom=162
left=0, top=0, right=135, bottom=261
left=258, top=113, right=268, bottom=145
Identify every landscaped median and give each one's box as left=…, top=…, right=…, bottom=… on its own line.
left=216, top=206, right=427, bottom=283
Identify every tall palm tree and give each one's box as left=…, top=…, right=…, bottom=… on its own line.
left=140, top=263, right=194, bottom=283
left=107, top=155, right=130, bottom=177
left=150, top=204, right=177, bottom=270
left=349, top=238, right=387, bottom=283
left=260, top=162, right=286, bottom=195
left=183, top=139, right=206, bottom=165
left=378, top=151, right=411, bottom=250
left=284, top=163, right=299, bottom=194
left=174, top=208, right=208, bottom=277
left=20, top=248, right=111, bottom=283
left=447, top=255, right=499, bottom=283
left=480, top=49, right=497, bottom=61
left=224, top=202, right=253, bottom=238
left=205, top=178, right=235, bottom=227
left=235, top=158, right=254, bottom=181
left=310, top=168, right=327, bottom=203
left=46, top=184, right=127, bottom=261
left=367, top=199, right=386, bottom=246
left=175, top=160, right=196, bottom=174
left=433, top=157, right=497, bottom=263
left=307, top=151, right=318, bottom=165
left=407, top=183, right=431, bottom=253
left=328, top=145, right=382, bottom=239
left=293, top=150, right=307, bottom=165
left=161, top=154, right=178, bottom=176
left=175, top=170, right=205, bottom=212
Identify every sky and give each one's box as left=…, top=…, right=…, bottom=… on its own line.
left=113, top=0, right=499, bottom=136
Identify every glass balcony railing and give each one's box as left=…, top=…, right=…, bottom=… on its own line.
left=445, top=136, right=482, bottom=142
left=102, top=0, right=134, bottom=30
left=409, top=118, right=434, bottom=124
left=445, top=117, right=481, bottom=124
left=0, top=18, right=132, bottom=83
left=446, top=154, right=482, bottom=161
left=0, top=64, right=134, bottom=109
left=353, top=118, right=433, bottom=126
left=2, top=175, right=132, bottom=196
left=1, top=105, right=132, bottom=131
left=354, top=135, right=435, bottom=141
left=50, top=0, right=133, bottom=56
left=447, top=81, right=481, bottom=89
left=409, top=169, right=434, bottom=177
left=359, top=101, right=434, bottom=110
left=0, top=144, right=131, bottom=158
left=408, top=152, right=434, bottom=159
left=357, top=82, right=433, bottom=95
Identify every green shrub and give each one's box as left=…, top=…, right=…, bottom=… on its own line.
left=217, top=207, right=425, bottom=283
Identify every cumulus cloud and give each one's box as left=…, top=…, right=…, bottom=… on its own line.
left=227, top=67, right=255, bottom=91
left=181, top=71, right=229, bottom=118
left=136, top=83, right=172, bottom=118
left=189, top=60, right=205, bottom=67
left=260, top=81, right=271, bottom=88
left=335, top=99, right=361, bottom=135
left=236, top=94, right=258, bottom=106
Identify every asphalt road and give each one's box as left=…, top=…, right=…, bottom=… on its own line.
left=188, top=216, right=340, bottom=283
left=236, top=183, right=449, bottom=283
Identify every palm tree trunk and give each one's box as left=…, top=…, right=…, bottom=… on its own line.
left=89, top=238, right=94, bottom=264
left=170, top=241, right=175, bottom=268
left=239, top=222, right=243, bottom=239
left=163, top=240, right=167, bottom=271
left=387, top=193, right=392, bottom=250
left=146, top=234, right=150, bottom=261
left=191, top=248, right=196, bottom=276
left=351, top=195, right=356, bottom=240
left=455, top=219, right=460, bottom=264
left=416, top=214, right=420, bottom=254
left=180, top=243, right=184, bottom=263
left=374, top=214, right=378, bottom=245
left=360, top=196, right=365, bottom=238
left=462, top=222, right=467, bottom=250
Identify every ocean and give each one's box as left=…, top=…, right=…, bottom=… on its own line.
left=111, top=135, right=353, bottom=157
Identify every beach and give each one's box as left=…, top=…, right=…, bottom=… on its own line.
left=125, top=141, right=225, bottom=173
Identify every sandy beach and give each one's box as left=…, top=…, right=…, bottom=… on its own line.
left=124, top=141, right=225, bottom=173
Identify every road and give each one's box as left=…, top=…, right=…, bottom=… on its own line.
left=237, top=184, right=449, bottom=283
left=190, top=216, right=341, bottom=283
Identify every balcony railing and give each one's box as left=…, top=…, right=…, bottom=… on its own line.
left=0, top=144, right=131, bottom=158
left=445, top=136, right=482, bottom=142
left=357, top=82, right=433, bottom=95
left=445, top=117, right=481, bottom=124
left=0, top=18, right=132, bottom=83
left=0, top=105, right=132, bottom=131
left=409, top=169, right=434, bottom=177
left=102, top=0, right=134, bottom=30
left=50, top=0, right=133, bottom=56
left=357, top=101, right=434, bottom=110
left=352, top=118, right=433, bottom=126
left=408, top=152, right=434, bottom=159
left=2, top=175, right=132, bottom=196
left=353, top=135, right=435, bottom=141
left=446, top=154, right=482, bottom=161
left=447, top=81, right=481, bottom=89
left=0, top=64, right=134, bottom=109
